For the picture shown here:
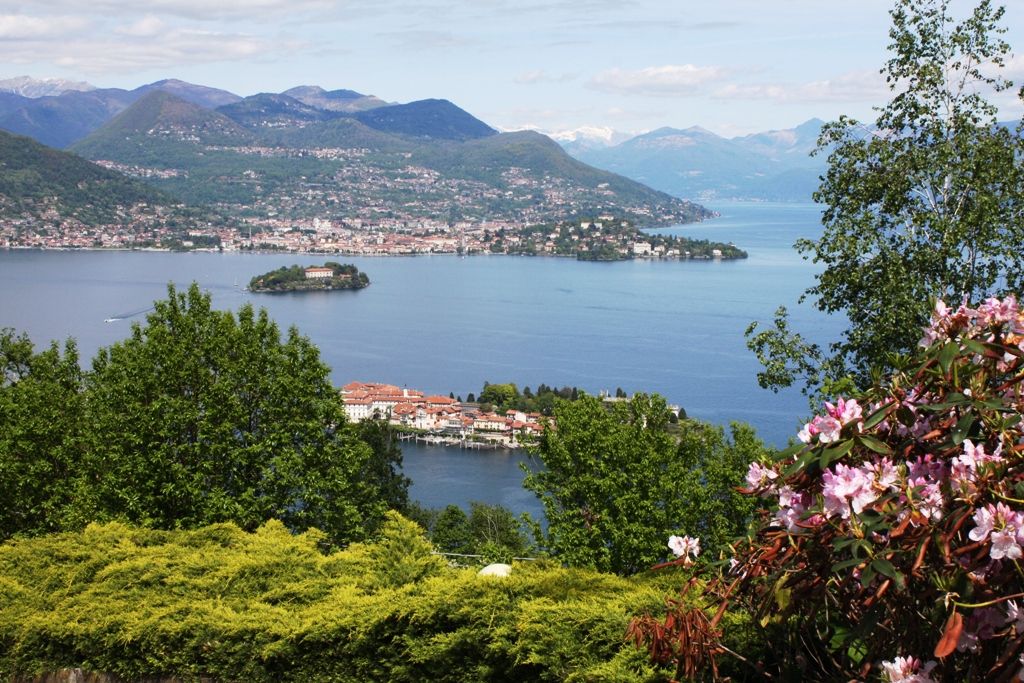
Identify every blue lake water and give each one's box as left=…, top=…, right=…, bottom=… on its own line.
left=0, top=202, right=842, bottom=515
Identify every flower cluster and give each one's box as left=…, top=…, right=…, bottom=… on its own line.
left=723, top=295, right=1024, bottom=681
left=880, top=656, right=937, bottom=683
left=667, top=534, right=701, bottom=564
left=797, top=397, right=863, bottom=443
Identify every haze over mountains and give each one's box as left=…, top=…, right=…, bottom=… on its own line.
left=0, top=75, right=838, bottom=207
left=560, top=120, right=828, bottom=203
left=0, top=76, right=707, bottom=229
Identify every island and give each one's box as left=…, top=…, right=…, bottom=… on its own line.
left=249, top=262, right=370, bottom=293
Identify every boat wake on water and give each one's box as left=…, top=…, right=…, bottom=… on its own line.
left=104, top=306, right=154, bottom=323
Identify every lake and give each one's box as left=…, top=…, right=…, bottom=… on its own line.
left=0, top=201, right=841, bottom=515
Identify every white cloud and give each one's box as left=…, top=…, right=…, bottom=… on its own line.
left=514, top=69, right=577, bottom=85
left=0, top=14, right=88, bottom=39
left=713, top=69, right=888, bottom=104
left=588, top=64, right=726, bottom=97
left=115, top=16, right=167, bottom=37
left=1, top=27, right=290, bottom=73
left=0, top=0, right=336, bottom=21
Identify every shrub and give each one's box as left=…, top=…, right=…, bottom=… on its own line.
left=636, top=295, right=1024, bottom=680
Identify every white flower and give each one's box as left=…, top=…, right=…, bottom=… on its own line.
left=667, top=534, right=700, bottom=561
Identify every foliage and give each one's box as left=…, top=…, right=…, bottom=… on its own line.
left=649, top=295, right=1024, bottom=681
left=353, top=419, right=411, bottom=516
left=78, top=283, right=392, bottom=545
left=249, top=262, right=369, bottom=292
left=478, top=382, right=520, bottom=410
left=0, top=331, right=83, bottom=538
left=419, top=502, right=531, bottom=563
left=0, top=518, right=680, bottom=682
left=524, top=393, right=767, bottom=575
left=0, top=129, right=174, bottom=226
left=476, top=380, right=591, bottom=416
left=746, top=0, right=1024, bottom=395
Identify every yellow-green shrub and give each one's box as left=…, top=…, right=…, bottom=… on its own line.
left=0, top=518, right=675, bottom=682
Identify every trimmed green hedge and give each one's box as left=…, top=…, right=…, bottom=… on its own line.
left=0, top=514, right=680, bottom=682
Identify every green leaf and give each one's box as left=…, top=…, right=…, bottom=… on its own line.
left=856, top=434, right=892, bottom=455
left=862, top=403, right=892, bottom=431
left=870, top=558, right=897, bottom=580
left=819, top=439, right=854, bottom=468
left=951, top=412, right=974, bottom=445
left=938, top=341, right=959, bottom=375
left=831, top=557, right=863, bottom=573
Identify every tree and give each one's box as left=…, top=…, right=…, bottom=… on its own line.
left=0, top=331, right=83, bottom=539
left=747, top=0, right=1024, bottom=395
left=431, top=505, right=474, bottom=554
left=478, top=382, right=518, bottom=410
left=352, top=419, right=411, bottom=517
left=523, top=393, right=766, bottom=574
left=81, top=283, right=387, bottom=546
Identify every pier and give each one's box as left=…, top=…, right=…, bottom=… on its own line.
left=397, top=432, right=515, bottom=450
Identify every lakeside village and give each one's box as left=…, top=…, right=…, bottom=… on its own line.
left=0, top=212, right=745, bottom=261
left=340, top=381, right=545, bottom=449
left=339, top=381, right=683, bottom=449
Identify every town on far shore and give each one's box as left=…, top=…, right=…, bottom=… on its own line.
left=2, top=214, right=745, bottom=261
left=341, top=381, right=544, bottom=449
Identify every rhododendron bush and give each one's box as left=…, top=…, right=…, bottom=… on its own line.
left=634, top=296, right=1024, bottom=681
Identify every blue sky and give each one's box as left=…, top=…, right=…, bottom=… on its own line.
left=1, top=0, right=1022, bottom=137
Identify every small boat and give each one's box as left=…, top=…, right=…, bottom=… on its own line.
left=104, top=317, right=118, bottom=323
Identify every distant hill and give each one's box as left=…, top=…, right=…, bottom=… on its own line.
left=0, top=88, right=138, bottom=149
left=70, top=90, right=705, bottom=225
left=217, top=93, right=337, bottom=128
left=0, top=76, right=95, bottom=98
left=0, top=129, right=174, bottom=225
left=0, top=79, right=240, bottom=148
left=132, top=79, right=241, bottom=109
left=354, top=99, right=497, bottom=141
left=566, top=120, right=828, bottom=203
left=73, top=91, right=255, bottom=165
left=283, top=86, right=388, bottom=113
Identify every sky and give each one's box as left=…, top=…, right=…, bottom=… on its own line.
left=1, top=0, right=1023, bottom=138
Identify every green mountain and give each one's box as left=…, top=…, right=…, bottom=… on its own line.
left=70, top=91, right=708, bottom=224
left=0, top=80, right=242, bottom=149
left=217, top=93, right=338, bottom=128
left=353, top=99, right=496, bottom=141
left=72, top=91, right=255, bottom=168
left=282, top=86, right=388, bottom=113
left=0, top=129, right=174, bottom=225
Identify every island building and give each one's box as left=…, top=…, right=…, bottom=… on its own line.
left=304, top=266, right=334, bottom=279
left=340, top=381, right=544, bottom=441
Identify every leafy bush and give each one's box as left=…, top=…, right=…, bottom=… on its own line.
left=637, top=295, right=1024, bottom=681
left=0, top=517, right=685, bottom=682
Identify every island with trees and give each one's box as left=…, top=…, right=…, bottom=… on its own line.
left=248, top=262, right=370, bottom=293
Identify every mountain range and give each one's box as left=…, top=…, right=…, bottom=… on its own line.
left=0, top=77, right=706, bottom=227
left=562, top=119, right=827, bottom=203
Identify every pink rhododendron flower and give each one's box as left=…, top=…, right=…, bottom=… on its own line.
left=797, top=421, right=817, bottom=444
left=978, top=295, right=1019, bottom=326
left=667, top=535, right=700, bottom=561
left=881, top=656, right=938, bottom=683
left=822, top=463, right=878, bottom=519
left=774, top=486, right=811, bottom=532
left=970, top=505, right=996, bottom=542
left=825, top=397, right=863, bottom=426
left=969, top=503, right=1024, bottom=560
left=745, top=461, right=778, bottom=490
left=866, top=457, right=901, bottom=491
left=814, top=414, right=843, bottom=443
left=1007, top=601, right=1024, bottom=636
